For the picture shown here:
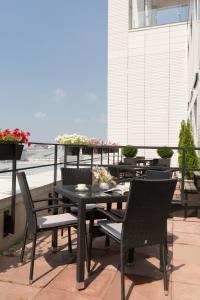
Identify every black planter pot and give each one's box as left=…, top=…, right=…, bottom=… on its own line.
left=0, top=143, right=24, bottom=160
left=124, top=157, right=137, bottom=165
left=109, top=147, right=119, bottom=153
left=152, top=158, right=171, bottom=168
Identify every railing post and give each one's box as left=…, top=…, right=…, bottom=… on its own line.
left=108, top=148, right=110, bottom=165
left=117, top=148, right=119, bottom=164
left=91, top=147, right=94, bottom=167
left=64, top=145, right=67, bottom=168
left=77, top=147, right=80, bottom=168
left=53, top=144, right=58, bottom=187
left=181, top=148, right=186, bottom=203
left=100, top=148, right=103, bottom=165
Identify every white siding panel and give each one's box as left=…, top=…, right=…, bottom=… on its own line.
left=108, top=0, right=188, bottom=159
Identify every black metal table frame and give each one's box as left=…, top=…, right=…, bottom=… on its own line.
left=54, top=185, right=127, bottom=290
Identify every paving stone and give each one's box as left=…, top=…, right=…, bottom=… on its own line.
left=0, top=281, right=41, bottom=300
left=172, top=282, right=200, bottom=300
left=1, top=218, right=200, bottom=300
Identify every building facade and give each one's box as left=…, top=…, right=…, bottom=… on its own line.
left=187, top=0, right=200, bottom=147
left=107, top=0, right=189, bottom=156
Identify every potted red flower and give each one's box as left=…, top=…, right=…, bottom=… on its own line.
left=0, top=128, right=30, bottom=160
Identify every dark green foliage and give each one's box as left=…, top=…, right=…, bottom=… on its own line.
left=178, top=120, right=200, bottom=179
left=157, top=147, right=174, bottom=159
left=122, top=145, right=138, bottom=158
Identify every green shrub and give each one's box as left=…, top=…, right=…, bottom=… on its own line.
left=157, top=147, right=174, bottom=159
left=178, top=120, right=200, bottom=179
left=122, top=145, right=137, bottom=158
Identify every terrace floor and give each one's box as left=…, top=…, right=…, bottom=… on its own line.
left=0, top=217, right=200, bottom=300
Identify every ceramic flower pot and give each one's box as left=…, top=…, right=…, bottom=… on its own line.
left=99, top=182, right=110, bottom=190
left=0, top=143, right=24, bottom=160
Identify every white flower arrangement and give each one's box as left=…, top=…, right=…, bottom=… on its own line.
left=92, top=166, right=116, bottom=185
left=55, top=134, right=89, bottom=145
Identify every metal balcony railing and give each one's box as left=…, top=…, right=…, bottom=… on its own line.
left=1, top=142, right=200, bottom=236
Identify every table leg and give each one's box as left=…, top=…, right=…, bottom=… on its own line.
left=52, top=195, right=59, bottom=252
left=77, top=202, right=86, bottom=290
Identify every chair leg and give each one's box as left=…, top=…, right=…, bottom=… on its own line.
left=161, top=243, right=168, bottom=296
left=20, top=223, right=28, bottom=263
left=87, top=235, right=93, bottom=273
left=29, top=232, right=37, bottom=284
left=128, top=248, right=134, bottom=265
left=105, top=236, right=110, bottom=247
left=120, top=246, right=126, bottom=300
left=67, top=227, right=72, bottom=253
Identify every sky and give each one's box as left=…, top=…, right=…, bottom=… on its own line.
left=0, top=0, right=108, bottom=142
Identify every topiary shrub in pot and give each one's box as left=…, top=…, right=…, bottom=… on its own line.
left=122, top=145, right=138, bottom=165
left=156, top=146, right=174, bottom=167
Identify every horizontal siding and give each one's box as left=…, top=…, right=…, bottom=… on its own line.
left=108, top=0, right=188, bottom=158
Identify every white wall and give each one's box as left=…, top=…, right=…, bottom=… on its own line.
left=108, top=0, right=188, bottom=161
left=187, top=0, right=200, bottom=148
left=107, top=0, right=129, bottom=145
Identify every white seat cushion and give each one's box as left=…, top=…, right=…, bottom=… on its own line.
left=97, top=220, right=122, bottom=240
left=37, top=213, right=77, bottom=229
left=70, top=204, right=97, bottom=213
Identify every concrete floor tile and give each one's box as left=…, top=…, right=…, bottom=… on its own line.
left=0, top=249, right=74, bottom=287
left=172, top=282, right=200, bottom=300
left=0, top=281, right=41, bottom=300
left=48, top=263, right=116, bottom=299
left=173, top=244, right=200, bottom=264
left=33, top=287, right=98, bottom=300
left=173, top=232, right=200, bottom=246
left=173, top=221, right=200, bottom=235
left=104, top=271, right=172, bottom=300
left=172, top=259, right=200, bottom=286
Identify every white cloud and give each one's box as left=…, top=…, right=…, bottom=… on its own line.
left=54, top=88, right=66, bottom=98
left=87, top=92, right=99, bottom=102
left=33, top=112, right=47, bottom=119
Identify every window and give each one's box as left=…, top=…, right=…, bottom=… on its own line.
left=129, top=0, right=189, bottom=29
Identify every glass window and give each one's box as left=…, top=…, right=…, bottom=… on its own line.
left=129, top=0, right=189, bottom=29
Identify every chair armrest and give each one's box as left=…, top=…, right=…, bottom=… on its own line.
left=91, top=208, right=123, bottom=223
left=32, top=203, right=75, bottom=212
left=33, top=198, right=63, bottom=203
left=118, top=177, right=133, bottom=183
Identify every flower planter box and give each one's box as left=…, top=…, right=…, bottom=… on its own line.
left=82, top=146, right=93, bottom=155
left=109, top=147, right=119, bottom=153
left=0, top=143, right=24, bottom=160
left=65, top=147, right=80, bottom=156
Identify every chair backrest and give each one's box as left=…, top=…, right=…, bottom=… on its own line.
left=61, top=167, right=92, bottom=185
left=145, top=169, right=172, bottom=179
left=122, top=178, right=177, bottom=248
left=17, top=172, right=37, bottom=232
left=107, top=165, right=121, bottom=181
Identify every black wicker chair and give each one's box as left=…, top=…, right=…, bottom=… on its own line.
left=145, top=169, right=172, bottom=179
left=88, top=178, right=177, bottom=300
left=17, top=172, right=78, bottom=284
left=61, top=167, right=97, bottom=214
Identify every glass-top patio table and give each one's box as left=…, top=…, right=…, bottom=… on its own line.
left=54, top=184, right=128, bottom=290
